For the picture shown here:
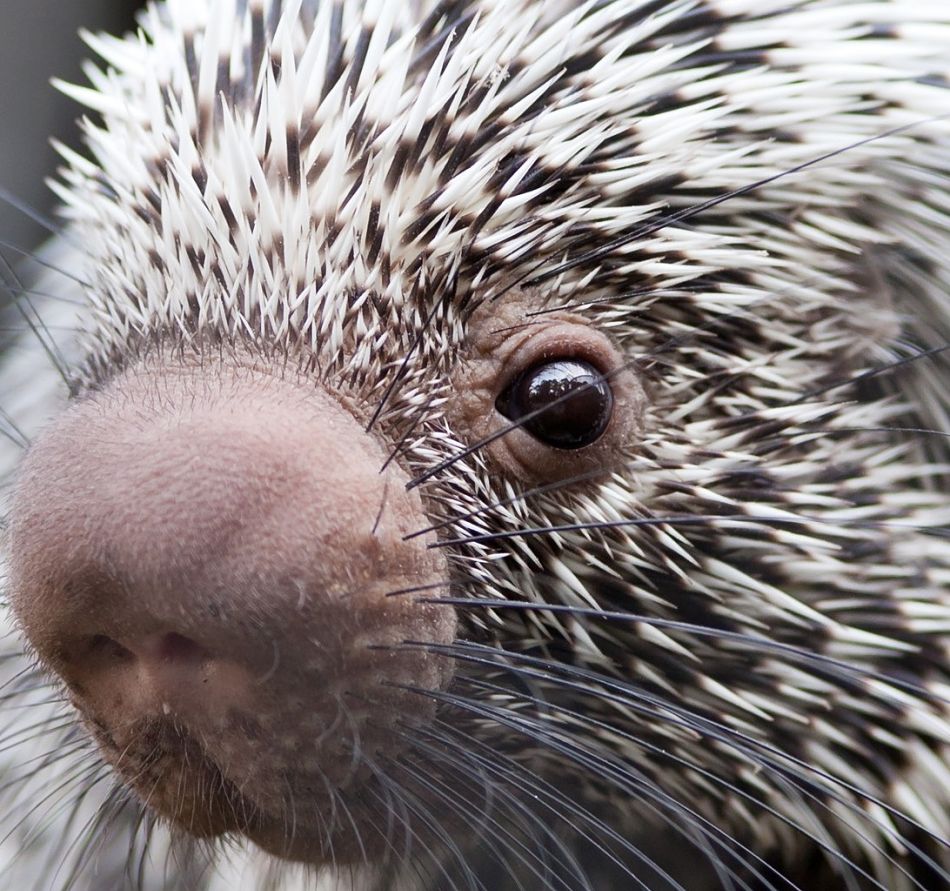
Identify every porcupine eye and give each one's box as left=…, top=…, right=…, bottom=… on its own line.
left=496, top=358, right=613, bottom=449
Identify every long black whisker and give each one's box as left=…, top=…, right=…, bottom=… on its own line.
left=0, top=283, right=82, bottom=305
left=411, top=684, right=788, bottom=891
left=410, top=601, right=947, bottom=704
left=367, top=283, right=456, bottom=433
left=788, top=345, right=950, bottom=407
left=395, top=754, right=546, bottom=891
left=522, top=114, right=950, bottom=287
left=407, top=340, right=949, bottom=493
left=0, top=187, right=70, bottom=241
left=405, top=462, right=638, bottom=541
left=0, top=251, right=72, bottom=386
left=365, top=779, right=470, bottom=891
left=414, top=670, right=918, bottom=890
left=411, top=722, right=689, bottom=891
left=406, top=361, right=635, bottom=490
left=408, top=639, right=950, bottom=863
left=0, top=405, right=30, bottom=449
left=0, top=240, right=90, bottom=287
left=429, top=511, right=949, bottom=549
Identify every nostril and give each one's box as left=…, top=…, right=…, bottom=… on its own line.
left=157, top=632, right=210, bottom=666
left=86, top=635, right=134, bottom=664
left=78, top=632, right=210, bottom=670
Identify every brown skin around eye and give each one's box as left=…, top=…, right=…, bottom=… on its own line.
left=450, top=290, right=648, bottom=486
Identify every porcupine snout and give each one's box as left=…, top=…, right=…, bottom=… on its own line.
left=6, top=358, right=456, bottom=862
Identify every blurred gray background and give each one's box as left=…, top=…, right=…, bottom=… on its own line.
left=0, top=0, right=143, bottom=257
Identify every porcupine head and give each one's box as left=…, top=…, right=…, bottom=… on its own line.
left=5, top=1, right=950, bottom=888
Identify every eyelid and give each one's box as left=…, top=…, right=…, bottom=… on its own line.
left=494, top=322, right=618, bottom=395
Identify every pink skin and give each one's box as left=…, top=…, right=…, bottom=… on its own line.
left=7, top=357, right=456, bottom=862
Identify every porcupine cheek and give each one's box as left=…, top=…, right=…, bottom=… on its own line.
left=6, top=361, right=455, bottom=863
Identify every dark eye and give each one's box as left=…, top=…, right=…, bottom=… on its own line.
left=496, top=359, right=613, bottom=450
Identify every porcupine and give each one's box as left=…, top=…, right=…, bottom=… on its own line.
left=1, top=1, right=949, bottom=889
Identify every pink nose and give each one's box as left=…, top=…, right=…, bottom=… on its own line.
left=7, top=358, right=455, bottom=859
